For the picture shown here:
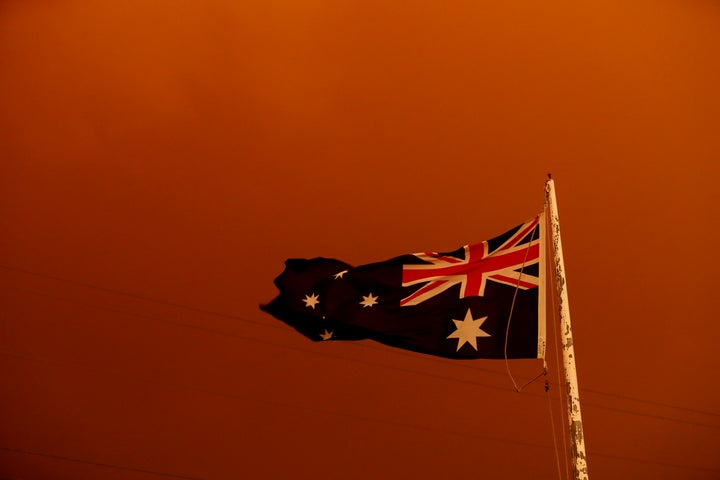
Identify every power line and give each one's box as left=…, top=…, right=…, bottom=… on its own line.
left=2, top=294, right=720, bottom=436
left=2, top=351, right=719, bottom=477
left=581, top=387, right=720, bottom=418
left=0, top=447, right=204, bottom=480
left=590, top=449, right=720, bottom=474
left=1, top=285, right=526, bottom=401
left=1, top=280, right=512, bottom=377
left=0, top=284, right=523, bottom=395
left=0, top=264, right=261, bottom=325
left=3, top=283, right=720, bottom=431
left=6, top=262, right=719, bottom=417
left=0, top=350, right=554, bottom=451
left=2, top=267, right=720, bottom=427
left=582, top=402, right=720, bottom=430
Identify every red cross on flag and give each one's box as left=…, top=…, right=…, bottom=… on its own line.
left=400, top=216, right=541, bottom=306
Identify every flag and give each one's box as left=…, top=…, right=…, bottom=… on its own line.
left=261, top=214, right=546, bottom=360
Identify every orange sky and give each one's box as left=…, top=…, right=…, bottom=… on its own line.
left=1, top=1, right=719, bottom=479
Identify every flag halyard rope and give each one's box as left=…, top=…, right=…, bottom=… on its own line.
left=503, top=212, right=545, bottom=392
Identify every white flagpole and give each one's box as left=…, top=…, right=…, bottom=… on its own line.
left=545, top=176, right=589, bottom=480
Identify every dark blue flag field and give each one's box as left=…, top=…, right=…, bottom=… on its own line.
left=262, top=215, right=546, bottom=360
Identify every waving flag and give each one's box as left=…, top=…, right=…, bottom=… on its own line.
left=261, top=214, right=546, bottom=359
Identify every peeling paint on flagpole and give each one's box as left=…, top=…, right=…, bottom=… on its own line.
left=546, top=177, right=589, bottom=480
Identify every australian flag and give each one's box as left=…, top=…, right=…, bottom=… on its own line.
left=261, top=214, right=546, bottom=360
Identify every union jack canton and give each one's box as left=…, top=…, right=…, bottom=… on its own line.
left=401, top=216, right=541, bottom=306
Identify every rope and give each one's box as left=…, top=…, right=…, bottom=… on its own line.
left=545, top=368, right=565, bottom=480
left=549, top=259, right=572, bottom=480
left=504, top=216, right=544, bottom=392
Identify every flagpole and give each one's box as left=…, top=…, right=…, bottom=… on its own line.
left=545, top=176, right=589, bottom=480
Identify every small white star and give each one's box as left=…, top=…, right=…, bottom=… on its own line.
left=319, top=329, right=333, bottom=340
left=303, top=293, right=320, bottom=309
left=334, top=270, right=348, bottom=279
left=359, top=293, right=379, bottom=308
left=447, top=308, right=490, bottom=351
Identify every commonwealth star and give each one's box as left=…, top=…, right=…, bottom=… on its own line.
left=447, top=308, right=490, bottom=351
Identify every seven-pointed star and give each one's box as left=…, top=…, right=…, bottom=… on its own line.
left=319, top=329, right=333, bottom=340
left=303, top=293, right=320, bottom=309
left=359, top=293, right=379, bottom=308
left=447, top=308, right=490, bottom=351
left=334, top=270, right=348, bottom=279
